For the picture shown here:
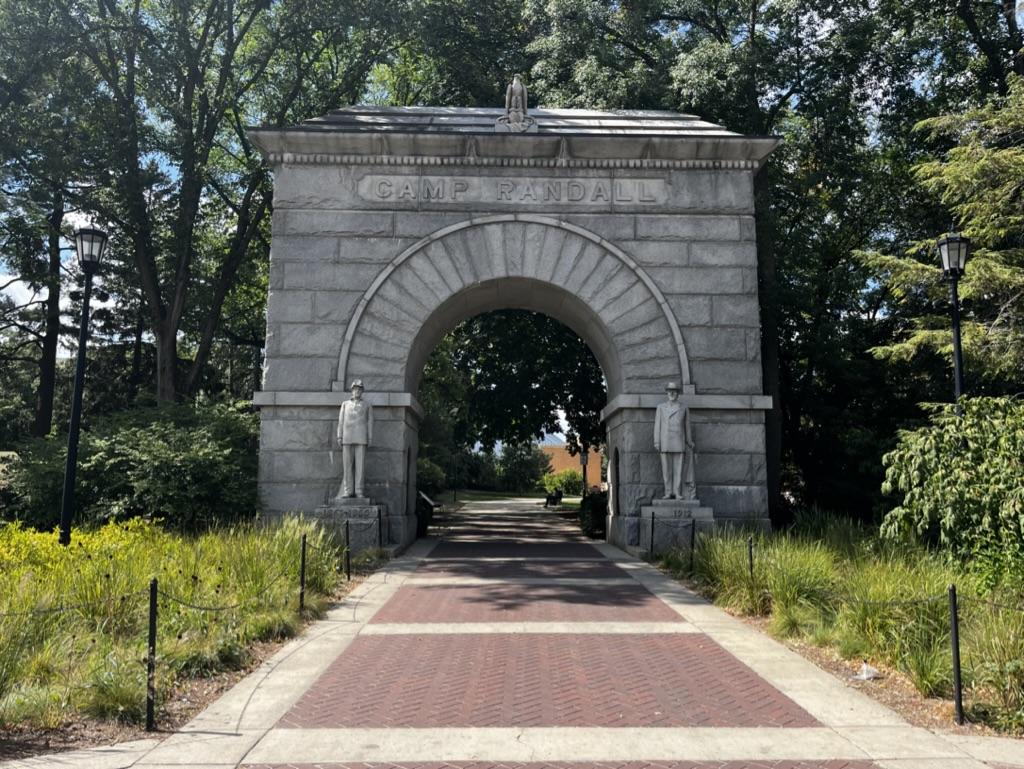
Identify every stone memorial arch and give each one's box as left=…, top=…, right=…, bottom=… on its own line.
left=249, top=99, right=777, bottom=551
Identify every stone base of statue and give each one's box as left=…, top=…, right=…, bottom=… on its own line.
left=636, top=497, right=714, bottom=555
left=313, top=498, right=387, bottom=554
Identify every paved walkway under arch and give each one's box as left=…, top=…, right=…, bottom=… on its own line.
left=7, top=500, right=1022, bottom=769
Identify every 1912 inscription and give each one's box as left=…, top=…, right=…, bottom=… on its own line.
left=357, top=175, right=668, bottom=206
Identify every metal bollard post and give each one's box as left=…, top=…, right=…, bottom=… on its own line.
left=344, top=520, right=352, bottom=581
left=689, top=520, right=696, bottom=574
left=747, top=535, right=754, bottom=581
left=377, top=507, right=383, bottom=549
left=949, top=583, right=964, bottom=725
left=146, top=577, right=158, bottom=731
left=299, top=533, right=307, bottom=612
left=650, top=512, right=656, bottom=556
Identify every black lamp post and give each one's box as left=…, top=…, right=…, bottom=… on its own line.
left=580, top=449, right=589, bottom=499
left=58, top=227, right=108, bottom=546
left=936, top=232, right=971, bottom=404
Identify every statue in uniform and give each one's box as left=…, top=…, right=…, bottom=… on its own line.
left=335, top=379, right=373, bottom=499
left=653, top=382, right=696, bottom=500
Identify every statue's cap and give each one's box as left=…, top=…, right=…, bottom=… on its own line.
left=349, top=379, right=364, bottom=389
left=665, top=381, right=680, bottom=391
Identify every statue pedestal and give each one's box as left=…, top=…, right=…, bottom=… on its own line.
left=313, top=500, right=386, bottom=553
left=637, top=498, right=714, bottom=554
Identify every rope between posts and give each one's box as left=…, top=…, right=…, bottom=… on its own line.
left=964, top=597, right=1024, bottom=613
left=824, top=591, right=948, bottom=607
left=0, top=590, right=148, bottom=618
left=157, top=564, right=292, bottom=613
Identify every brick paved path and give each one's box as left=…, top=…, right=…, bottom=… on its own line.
left=14, top=500, right=1020, bottom=768
left=245, top=501, right=883, bottom=769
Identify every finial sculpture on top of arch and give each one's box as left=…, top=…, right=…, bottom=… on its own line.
left=495, top=74, right=537, bottom=133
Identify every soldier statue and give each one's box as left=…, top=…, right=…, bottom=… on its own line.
left=653, top=382, right=696, bottom=500
left=334, top=379, right=373, bottom=499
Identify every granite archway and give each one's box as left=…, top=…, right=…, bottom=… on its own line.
left=250, top=103, right=777, bottom=552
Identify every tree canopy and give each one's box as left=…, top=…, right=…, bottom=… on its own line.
left=3, top=0, right=1023, bottom=523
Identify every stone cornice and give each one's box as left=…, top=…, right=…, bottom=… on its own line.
left=247, top=130, right=779, bottom=171
left=601, top=394, right=773, bottom=421
left=260, top=153, right=762, bottom=170
left=253, top=390, right=424, bottom=419
left=252, top=390, right=770, bottom=422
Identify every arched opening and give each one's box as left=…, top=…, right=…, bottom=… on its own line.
left=330, top=217, right=694, bottom=546
left=413, top=306, right=608, bottom=538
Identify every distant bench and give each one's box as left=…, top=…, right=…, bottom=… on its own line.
left=544, top=489, right=563, bottom=507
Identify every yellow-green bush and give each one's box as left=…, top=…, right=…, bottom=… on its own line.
left=0, top=517, right=340, bottom=727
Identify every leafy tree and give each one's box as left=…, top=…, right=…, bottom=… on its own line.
left=496, top=442, right=552, bottom=492
left=1, top=0, right=406, bottom=405
left=417, top=310, right=605, bottom=492
left=429, top=310, right=606, bottom=454
left=865, top=75, right=1024, bottom=389
left=881, top=397, right=1024, bottom=588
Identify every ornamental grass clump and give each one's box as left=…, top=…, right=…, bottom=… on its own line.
left=963, top=601, right=1024, bottom=729
left=0, top=517, right=340, bottom=728
left=691, top=529, right=769, bottom=615
left=664, top=524, right=1024, bottom=730
left=762, top=538, right=839, bottom=637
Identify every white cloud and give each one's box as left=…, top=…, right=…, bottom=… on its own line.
left=0, top=274, right=35, bottom=306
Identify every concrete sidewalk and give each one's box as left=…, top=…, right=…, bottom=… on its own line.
left=4, top=500, right=1022, bottom=769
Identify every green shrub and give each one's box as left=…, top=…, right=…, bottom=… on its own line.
left=578, top=491, right=607, bottom=538
left=881, top=397, right=1024, bottom=588
left=79, top=646, right=146, bottom=723
left=762, top=539, right=838, bottom=636
left=416, top=457, right=446, bottom=493
left=0, top=402, right=257, bottom=532
left=542, top=468, right=583, bottom=495
left=835, top=552, right=957, bottom=688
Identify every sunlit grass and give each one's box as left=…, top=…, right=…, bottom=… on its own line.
left=0, top=517, right=341, bottom=728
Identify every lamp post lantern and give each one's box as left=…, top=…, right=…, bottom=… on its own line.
left=58, top=227, right=108, bottom=546
left=936, top=232, right=971, bottom=404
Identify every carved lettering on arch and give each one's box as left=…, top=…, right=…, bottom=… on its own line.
left=357, top=174, right=668, bottom=206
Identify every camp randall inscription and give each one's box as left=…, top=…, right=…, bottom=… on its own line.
left=248, top=80, right=778, bottom=554
left=364, top=176, right=667, bottom=206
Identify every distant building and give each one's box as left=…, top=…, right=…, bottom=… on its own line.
left=541, top=443, right=605, bottom=485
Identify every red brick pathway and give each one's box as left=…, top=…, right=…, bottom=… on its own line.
left=278, top=633, right=816, bottom=728
left=414, top=559, right=628, bottom=579
left=244, top=762, right=881, bottom=769
left=369, top=583, right=684, bottom=623
left=427, top=541, right=604, bottom=559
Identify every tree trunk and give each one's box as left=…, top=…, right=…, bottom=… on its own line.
left=154, top=323, right=178, bottom=401
left=129, top=306, right=144, bottom=398
left=754, top=166, right=786, bottom=527
left=183, top=193, right=268, bottom=397
left=32, top=189, right=63, bottom=436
